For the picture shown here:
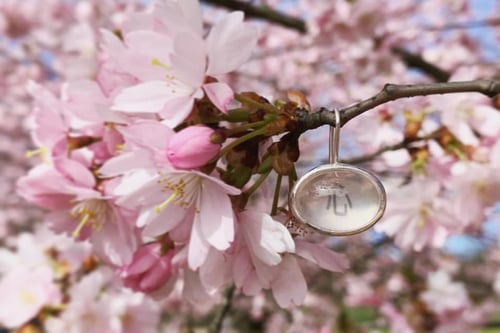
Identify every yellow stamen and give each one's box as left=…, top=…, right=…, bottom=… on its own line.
left=72, top=212, right=91, bottom=238
left=155, top=190, right=181, bottom=213
left=417, top=206, right=429, bottom=228
left=114, top=143, right=126, bottom=154
left=154, top=175, right=199, bottom=212
left=25, top=147, right=48, bottom=159
left=70, top=199, right=108, bottom=237
left=151, top=58, right=170, bottom=70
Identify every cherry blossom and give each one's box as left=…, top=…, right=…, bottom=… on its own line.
left=5, top=0, right=500, bottom=331
left=110, top=0, right=258, bottom=126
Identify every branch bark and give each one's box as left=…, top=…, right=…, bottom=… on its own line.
left=200, top=0, right=306, bottom=33
left=391, top=47, right=451, bottom=82
left=297, top=79, right=500, bottom=132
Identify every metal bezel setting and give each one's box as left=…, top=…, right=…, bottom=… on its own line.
left=289, top=163, right=387, bottom=236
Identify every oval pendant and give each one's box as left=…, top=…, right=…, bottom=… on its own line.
left=289, top=109, right=386, bottom=236
left=289, top=163, right=386, bottom=235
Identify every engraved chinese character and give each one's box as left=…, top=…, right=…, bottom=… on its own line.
left=313, top=182, right=353, bottom=216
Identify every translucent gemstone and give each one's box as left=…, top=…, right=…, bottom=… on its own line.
left=289, top=163, right=386, bottom=235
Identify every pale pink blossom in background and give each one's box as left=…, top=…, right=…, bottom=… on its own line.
left=375, top=178, right=458, bottom=251
left=420, top=270, right=470, bottom=315
left=0, top=266, right=61, bottom=328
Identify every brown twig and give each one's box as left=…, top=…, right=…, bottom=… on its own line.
left=342, top=129, right=441, bottom=165
left=200, top=0, right=306, bottom=33
left=209, top=284, right=236, bottom=333
left=423, top=17, right=500, bottom=31
left=297, top=79, right=500, bottom=132
left=391, top=47, right=451, bottom=82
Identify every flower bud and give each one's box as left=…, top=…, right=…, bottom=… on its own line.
left=166, top=126, right=222, bottom=169
left=119, top=243, right=175, bottom=293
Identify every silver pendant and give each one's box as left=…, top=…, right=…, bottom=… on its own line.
left=289, top=109, right=386, bottom=236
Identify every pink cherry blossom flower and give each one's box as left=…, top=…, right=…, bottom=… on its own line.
left=111, top=0, right=258, bottom=127
left=238, top=211, right=295, bottom=266
left=100, top=120, right=240, bottom=269
left=0, top=266, right=61, bottom=329
left=166, top=125, right=222, bottom=170
left=232, top=211, right=348, bottom=307
left=420, top=270, right=470, bottom=315
left=375, top=178, right=459, bottom=251
left=115, top=169, right=240, bottom=270
left=231, top=211, right=303, bottom=306
left=430, top=92, right=500, bottom=146
left=446, top=161, right=500, bottom=229
left=17, top=157, right=139, bottom=266
left=44, top=268, right=115, bottom=333
left=108, top=291, right=161, bottom=333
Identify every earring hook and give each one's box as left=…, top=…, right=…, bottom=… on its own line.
left=329, top=109, right=341, bottom=164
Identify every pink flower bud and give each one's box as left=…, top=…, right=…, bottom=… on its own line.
left=166, top=126, right=222, bottom=169
left=120, top=243, right=175, bottom=293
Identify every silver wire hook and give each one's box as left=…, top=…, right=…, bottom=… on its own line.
left=329, top=109, right=341, bottom=164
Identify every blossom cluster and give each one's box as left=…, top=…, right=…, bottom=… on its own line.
left=4, top=0, right=500, bottom=331
left=14, top=1, right=349, bottom=328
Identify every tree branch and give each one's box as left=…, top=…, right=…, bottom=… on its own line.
left=209, top=284, right=236, bottom=333
left=342, top=129, right=441, bottom=165
left=391, top=47, right=451, bottom=82
left=424, top=17, right=500, bottom=31
left=201, top=0, right=306, bottom=33
left=297, top=79, right=500, bottom=131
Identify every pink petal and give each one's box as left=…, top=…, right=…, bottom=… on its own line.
left=123, top=30, right=173, bottom=81
left=196, top=171, right=241, bottom=196
left=91, top=210, right=137, bottom=266
left=99, top=150, right=154, bottom=178
left=141, top=204, right=186, bottom=237
left=115, top=171, right=164, bottom=208
left=206, top=12, right=259, bottom=75
left=27, top=81, right=67, bottom=147
left=158, top=94, right=196, bottom=128
left=271, top=255, right=307, bottom=307
left=168, top=210, right=194, bottom=243
left=239, top=211, right=294, bottom=266
left=203, top=82, right=234, bottom=113
left=170, top=31, right=206, bottom=88
left=64, top=80, right=107, bottom=123
left=45, top=210, right=90, bottom=240
left=53, top=157, right=95, bottom=189
left=188, top=216, right=210, bottom=270
left=232, top=249, right=253, bottom=289
left=154, top=0, right=203, bottom=37
left=112, top=81, right=171, bottom=113
left=295, top=240, right=349, bottom=272
left=199, top=182, right=234, bottom=250
left=139, top=261, right=171, bottom=292
left=199, top=248, right=231, bottom=293
left=118, top=120, right=173, bottom=152
left=182, top=269, right=212, bottom=306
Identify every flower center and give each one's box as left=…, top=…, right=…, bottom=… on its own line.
left=154, top=174, right=200, bottom=213
left=417, top=204, right=430, bottom=227
left=70, top=199, right=109, bottom=237
left=19, top=291, right=36, bottom=305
